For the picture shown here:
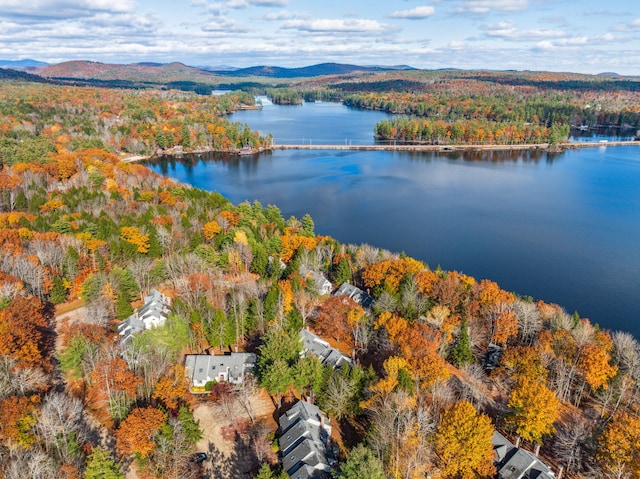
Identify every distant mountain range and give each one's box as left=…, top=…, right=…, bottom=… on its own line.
left=0, top=59, right=416, bottom=84
left=0, top=59, right=48, bottom=68
left=206, top=62, right=416, bottom=77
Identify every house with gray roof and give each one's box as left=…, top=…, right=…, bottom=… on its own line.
left=334, top=282, right=373, bottom=308
left=300, top=329, right=353, bottom=369
left=117, top=289, right=171, bottom=343
left=184, top=352, right=256, bottom=391
left=493, top=431, right=558, bottom=479
left=299, top=266, right=333, bottom=296
left=278, top=400, right=334, bottom=479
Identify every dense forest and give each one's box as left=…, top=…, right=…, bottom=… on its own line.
left=0, top=79, right=639, bottom=479
left=0, top=82, right=270, bottom=163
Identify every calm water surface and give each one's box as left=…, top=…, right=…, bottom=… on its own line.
left=147, top=101, right=640, bottom=337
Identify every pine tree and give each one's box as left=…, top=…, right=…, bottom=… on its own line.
left=334, top=443, right=385, bottom=479
left=335, top=257, right=352, bottom=285
left=449, top=317, right=473, bottom=366
left=84, top=446, right=124, bottom=479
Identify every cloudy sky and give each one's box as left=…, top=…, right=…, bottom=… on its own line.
left=1, top=0, right=639, bottom=74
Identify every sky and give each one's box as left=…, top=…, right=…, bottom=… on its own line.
left=0, top=0, right=639, bottom=75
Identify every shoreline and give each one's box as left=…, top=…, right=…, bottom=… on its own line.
left=119, top=140, right=639, bottom=162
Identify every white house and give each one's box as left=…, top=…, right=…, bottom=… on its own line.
left=117, top=289, right=171, bottom=343
left=184, top=352, right=257, bottom=391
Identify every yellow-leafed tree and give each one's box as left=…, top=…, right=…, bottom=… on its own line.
left=507, top=377, right=559, bottom=444
left=599, top=410, right=640, bottom=478
left=435, top=400, right=496, bottom=479
left=120, top=226, right=150, bottom=253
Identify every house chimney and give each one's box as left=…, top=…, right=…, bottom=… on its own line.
left=533, top=444, right=540, bottom=457
left=320, top=415, right=325, bottom=430
left=557, top=465, right=564, bottom=479
left=514, top=436, right=521, bottom=448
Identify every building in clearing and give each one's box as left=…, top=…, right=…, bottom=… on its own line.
left=278, top=400, right=335, bottom=479
left=300, top=329, right=353, bottom=369
left=184, top=352, right=257, bottom=392
left=117, top=289, right=171, bottom=343
left=333, top=282, right=373, bottom=308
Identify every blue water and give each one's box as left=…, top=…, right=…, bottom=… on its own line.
left=147, top=101, right=640, bottom=338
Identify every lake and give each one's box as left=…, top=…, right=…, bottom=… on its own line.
left=146, top=100, right=640, bottom=338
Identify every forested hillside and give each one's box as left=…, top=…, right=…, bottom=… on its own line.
left=0, top=82, right=269, bottom=164
left=0, top=80, right=639, bottom=479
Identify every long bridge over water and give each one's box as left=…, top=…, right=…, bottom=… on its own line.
left=269, top=140, right=639, bottom=152
left=122, top=140, right=639, bottom=162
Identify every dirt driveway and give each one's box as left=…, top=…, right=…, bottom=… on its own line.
left=193, top=390, right=276, bottom=479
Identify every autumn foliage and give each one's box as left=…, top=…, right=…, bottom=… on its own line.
left=115, top=407, right=166, bottom=459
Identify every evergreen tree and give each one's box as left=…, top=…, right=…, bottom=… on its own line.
left=49, top=276, right=67, bottom=304
left=155, top=129, right=167, bottom=150
left=181, top=124, right=191, bottom=149
left=84, top=446, right=124, bottom=479
left=449, top=317, right=473, bottom=367
left=334, top=443, right=385, bottom=479
left=334, top=257, right=352, bottom=285
left=301, top=213, right=315, bottom=236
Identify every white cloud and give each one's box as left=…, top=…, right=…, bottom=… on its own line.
left=202, top=16, right=249, bottom=33
left=480, top=21, right=565, bottom=41
left=263, top=10, right=301, bottom=21
left=389, top=6, right=435, bottom=20
left=226, top=0, right=288, bottom=8
left=0, top=0, right=134, bottom=20
left=455, top=0, right=529, bottom=14
left=612, top=18, right=640, bottom=32
left=281, top=18, right=392, bottom=34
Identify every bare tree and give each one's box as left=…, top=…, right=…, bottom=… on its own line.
left=553, top=412, right=593, bottom=475
left=0, top=356, right=46, bottom=399
left=292, top=290, right=319, bottom=329
left=3, top=448, right=59, bottom=479
left=36, top=392, right=90, bottom=468
left=513, top=300, right=542, bottom=345
left=613, top=331, right=640, bottom=380
left=128, top=257, right=154, bottom=295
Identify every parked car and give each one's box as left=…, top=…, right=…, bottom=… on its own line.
left=190, top=452, right=208, bottom=464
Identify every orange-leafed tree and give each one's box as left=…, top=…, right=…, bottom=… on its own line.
left=202, top=220, right=222, bottom=242
left=0, top=395, right=38, bottom=449
left=152, top=365, right=191, bottom=410
left=87, top=356, right=142, bottom=417
left=507, top=377, right=560, bottom=444
left=0, top=295, right=48, bottom=368
left=435, top=400, right=495, bottom=479
left=580, top=341, right=618, bottom=391
left=115, top=407, right=166, bottom=459
left=311, top=295, right=358, bottom=344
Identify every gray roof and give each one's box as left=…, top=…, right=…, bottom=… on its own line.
left=493, top=431, right=556, bottom=479
left=300, top=329, right=353, bottom=369
left=184, top=353, right=256, bottom=384
left=279, top=401, right=332, bottom=479
left=280, top=400, right=328, bottom=434
left=287, top=464, right=330, bottom=479
left=117, top=289, right=171, bottom=342
left=334, top=282, right=373, bottom=308
left=282, top=437, right=326, bottom=475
